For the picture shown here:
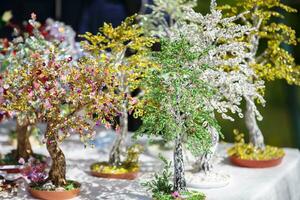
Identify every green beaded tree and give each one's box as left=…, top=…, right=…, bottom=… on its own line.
left=220, top=0, right=300, bottom=149
left=136, top=37, right=219, bottom=192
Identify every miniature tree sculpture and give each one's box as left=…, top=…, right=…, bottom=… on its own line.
left=0, top=11, right=15, bottom=168
left=0, top=15, right=109, bottom=197
left=136, top=36, right=220, bottom=193
left=140, top=0, right=201, bottom=162
left=181, top=0, right=265, bottom=175
left=0, top=15, right=81, bottom=165
left=0, top=13, right=37, bottom=164
left=140, top=0, right=265, bottom=186
left=0, top=11, right=12, bottom=125
left=81, top=16, right=156, bottom=178
left=220, top=0, right=300, bottom=163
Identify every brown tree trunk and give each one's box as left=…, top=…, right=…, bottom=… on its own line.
left=15, top=119, right=33, bottom=161
left=46, top=125, right=67, bottom=187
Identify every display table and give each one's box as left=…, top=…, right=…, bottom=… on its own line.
left=200, top=145, right=300, bottom=200
left=0, top=123, right=299, bottom=200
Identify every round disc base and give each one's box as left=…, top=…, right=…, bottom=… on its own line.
left=186, top=171, right=230, bottom=189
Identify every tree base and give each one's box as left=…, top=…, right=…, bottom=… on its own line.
left=227, top=141, right=285, bottom=168
left=28, top=180, right=81, bottom=200
left=90, top=162, right=139, bottom=180
left=0, top=165, right=22, bottom=173
left=229, top=155, right=284, bottom=168
left=152, top=190, right=206, bottom=200
left=186, top=171, right=230, bottom=189
left=91, top=170, right=138, bottom=180
left=0, top=152, right=47, bottom=173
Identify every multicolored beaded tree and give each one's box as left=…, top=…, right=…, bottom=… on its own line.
left=0, top=15, right=111, bottom=187
left=0, top=14, right=82, bottom=164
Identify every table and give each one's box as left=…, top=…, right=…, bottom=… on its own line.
left=200, top=145, right=300, bottom=200
left=0, top=121, right=299, bottom=200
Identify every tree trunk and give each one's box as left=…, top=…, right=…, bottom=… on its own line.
left=173, top=133, right=186, bottom=192
left=245, top=97, right=265, bottom=149
left=15, top=119, right=33, bottom=161
left=109, top=109, right=128, bottom=166
left=196, top=125, right=219, bottom=173
left=46, top=125, right=66, bottom=187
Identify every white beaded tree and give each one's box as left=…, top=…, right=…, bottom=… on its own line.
left=141, top=0, right=265, bottom=177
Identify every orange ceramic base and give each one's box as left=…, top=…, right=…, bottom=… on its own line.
left=91, top=170, right=139, bottom=180
left=229, top=155, right=284, bottom=168
left=28, top=182, right=81, bottom=200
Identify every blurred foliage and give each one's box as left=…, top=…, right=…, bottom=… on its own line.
left=195, top=0, right=300, bottom=148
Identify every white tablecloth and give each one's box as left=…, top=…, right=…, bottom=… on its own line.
left=0, top=121, right=299, bottom=200
left=201, top=145, right=300, bottom=200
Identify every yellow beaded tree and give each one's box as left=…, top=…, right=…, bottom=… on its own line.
left=81, top=16, right=156, bottom=174
left=220, top=0, right=300, bottom=150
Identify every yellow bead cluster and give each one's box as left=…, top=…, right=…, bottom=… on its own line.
left=227, top=129, right=285, bottom=160
left=219, top=0, right=300, bottom=86
left=80, top=15, right=157, bottom=120
left=91, top=162, right=139, bottom=174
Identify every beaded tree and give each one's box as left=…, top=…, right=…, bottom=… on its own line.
left=140, top=0, right=264, bottom=179
left=0, top=15, right=81, bottom=164
left=81, top=16, right=156, bottom=170
left=0, top=11, right=15, bottom=167
left=179, top=0, right=265, bottom=174
left=0, top=15, right=110, bottom=187
left=0, top=11, right=12, bottom=124
left=0, top=14, right=37, bottom=163
left=136, top=37, right=220, bottom=192
left=220, top=0, right=300, bottom=149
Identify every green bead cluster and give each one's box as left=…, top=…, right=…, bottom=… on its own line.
left=136, top=38, right=220, bottom=157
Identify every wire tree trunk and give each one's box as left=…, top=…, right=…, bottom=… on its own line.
left=46, top=124, right=67, bottom=187
left=245, top=97, right=265, bottom=149
left=195, top=125, right=219, bottom=173
left=14, top=118, right=33, bottom=161
left=244, top=10, right=265, bottom=150
left=109, top=69, right=129, bottom=166
left=173, top=132, right=186, bottom=192
left=109, top=105, right=128, bottom=166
